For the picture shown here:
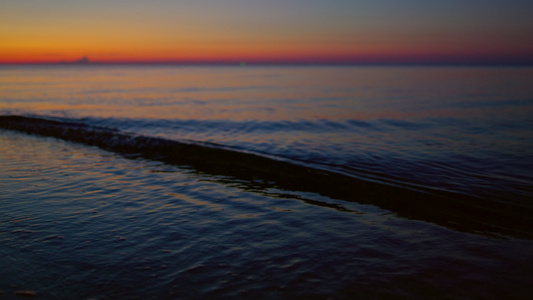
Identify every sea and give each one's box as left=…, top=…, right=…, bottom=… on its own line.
left=1, top=65, right=533, bottom=299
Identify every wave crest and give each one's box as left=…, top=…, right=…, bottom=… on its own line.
left=1, top=115, right=532, bottom=238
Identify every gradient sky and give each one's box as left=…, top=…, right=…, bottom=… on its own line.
left=1, top=0, right=533, bottom=64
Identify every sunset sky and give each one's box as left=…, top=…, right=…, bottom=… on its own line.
left=1, top=0, right=533, bottom=64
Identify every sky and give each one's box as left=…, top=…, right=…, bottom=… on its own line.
left=1, top=0, right=533, bottom=64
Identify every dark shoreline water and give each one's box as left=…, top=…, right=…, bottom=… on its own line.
left=2, top=115, right=532, bottom=239
left=2, top=128, right=533, bottom=300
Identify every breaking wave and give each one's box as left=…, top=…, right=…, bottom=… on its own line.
left=1, top=115, right=532, bottom=238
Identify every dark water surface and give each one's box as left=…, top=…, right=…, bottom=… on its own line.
left=2, top=66, right=532, bottom=203
left=2, top=130, right=533, bottom=299
left=1, top=66, right=533, bottom=299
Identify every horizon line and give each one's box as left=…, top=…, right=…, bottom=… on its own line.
left=3, top=54, right=533, bottom=66
left=2, top=60, right=533, bottom=67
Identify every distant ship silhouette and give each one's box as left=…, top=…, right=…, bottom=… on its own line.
left=74, top=57, right=90, bottom=64
left=59, top=57, right=90, bottom=64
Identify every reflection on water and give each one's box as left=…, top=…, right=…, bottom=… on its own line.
left=2, top=66, right=533, bottom=121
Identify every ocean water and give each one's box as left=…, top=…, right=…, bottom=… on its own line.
left=1, top=65, right=533, bottom=299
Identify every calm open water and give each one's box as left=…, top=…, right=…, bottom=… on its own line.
left=1, top=65, right=533, bottom=299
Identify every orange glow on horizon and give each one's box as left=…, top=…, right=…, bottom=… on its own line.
left=2, top=35, right=532, bottom=65
left=2, top=40, right=533, bottom=65
left=2, top=1, right=533, bottom=65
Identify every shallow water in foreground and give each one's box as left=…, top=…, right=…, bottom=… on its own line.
left=2, top=130, right=533, bottom=299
